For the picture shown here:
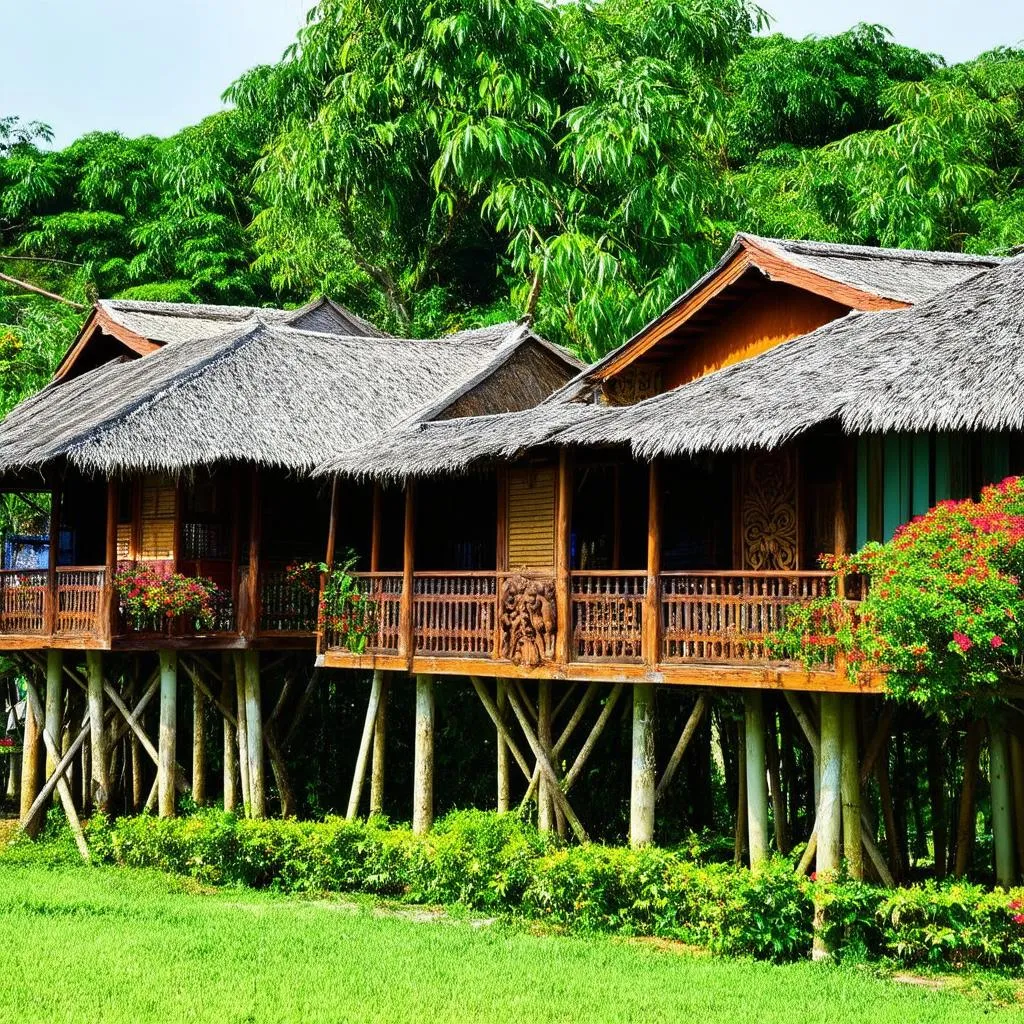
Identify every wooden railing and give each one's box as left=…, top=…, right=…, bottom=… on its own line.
left=0, top=568, right=48, bottom=635
left=660, top=571, right=834, bottom=664
left=325, top=572, right=404, bottom=654
left=413, top=572, right=497, bottom=657
left=571, top=571, right=646, bottom=661
left=259, top=569, right=317, bottom=634
left=54, top=567, right=106, bottom=636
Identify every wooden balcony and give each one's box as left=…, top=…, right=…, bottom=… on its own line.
left=0, top=564, right=320, bottom=651
left=319, top=569, right=878, bottom=692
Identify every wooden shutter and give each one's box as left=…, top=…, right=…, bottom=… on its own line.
left=138, top=475, right=177, bottom=561
left=507, top=466, right=556, bottom=568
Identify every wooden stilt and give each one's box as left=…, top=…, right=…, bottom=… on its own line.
left=131, top=730, right=142, bottom=812
left=765, top=704, right=789, bottom=855
left=221, top=654, right=238, bottom=813
left=158, top=649, right=177, bottom=818
left=656, top=693, right=707, bottom=802
left=243, top=650, right=265, bottom=819
left=990, top=722, right=1015, bottom=889
left=734, top=717, right=747, bottom=866
left=954, top=722, right=981, bottom=878
left=496, top=680, right=510, bottom=813
left=44, top=650, right=64, bottom=781
left=744, top=692, right=769, bottom=868
left=561, top=683, right=624, bottom=794
left=840, top=697, right=863, bottom=880
left=413, top=674, right=435, bottom=835
left=233, top=653, right=251, bottom=815
left=813, top=692, right=843, bottom=961
left=347, top=670, right=384, bottom=819
left=1010, top=734, right=1024, bottom=880
left=537, top=681, right=554, bottom=832
left=630, top=684, right=656, bottom=847
left=370, top=674, right=389, bottom=817
left=192, top=672, right=206, bottom=806
left=85, top=650, right=110, bottom=813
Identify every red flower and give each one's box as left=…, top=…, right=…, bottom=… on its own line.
left=952, top=631, right=973, bottom=653
left=991, top=635, right=1005, bottom=648
left=1014, top=913, right=1024, bottom=925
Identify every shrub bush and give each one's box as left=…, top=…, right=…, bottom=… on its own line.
left=81, top=810, right=1024, bottom=968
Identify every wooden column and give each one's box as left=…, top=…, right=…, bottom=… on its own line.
left=44, top=650, right=64, bottom=780
left=612, top=464, right=622, bottom=570
left=233, top=653, right=251, bottom=816
left=44, top=482, right=60, bottom=634
left=85, top=650, right=109, bottom=813
left=744, top=691, right=769, bottom=868
left=158, top=649, right=178, bottom=818
left=643, top=460, right=662, bottom=667
left=537, top=681, right=554, bottom=832
left=370, top=484, right=382, bottom=573
left=243, top=650, right=265, bottom=819
left=990, top=723, right=1015, bottom=889
left=245, top=468, right=262, bottom=638
left=370, top=673, right=389, bottom=816
left=840, top=697, right=863, bottom=879
left=220, top=653, right=238, bottom=813
left=554, top=451, right=573, bottom=668
left=630, top=684, right=656, bottom=847
left=833, top=464, right=848, bottom=599
left=412, top=673, right=434, bottom=834
left=104, top=478, right=119, bottom=641
left=817, top=694, right=843, bottom=876
left=192, top=674, right=206, bottom=806
left=954, top=722, right=982, bottom=877
left=320, top=477, right=340, bottom=652
left=19, top=678, right=43, bottom=832
left=496, top=680, right=510, bottom=813
left=347, top=670, right=385, bottom=819
left=399, top=484, right=416, bottom=665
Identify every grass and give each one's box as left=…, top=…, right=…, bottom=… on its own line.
left=1, top=856, right=1022, bottom=1023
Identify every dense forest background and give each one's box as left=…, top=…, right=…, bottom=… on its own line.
left=2, top=0, right=1023, bottom=420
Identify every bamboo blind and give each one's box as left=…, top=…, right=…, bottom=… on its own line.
left=138, top=475, right=176, bottom=560
left=507, top=467, right=556, bottom=568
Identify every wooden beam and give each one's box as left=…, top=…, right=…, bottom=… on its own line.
left=233, top=653, right=251, bottom=815
left=470, top=677, right=532, bottom=782
left=44, top=650, right=63, bottom=780
left=104, top=478, right=119, bottom=641
left=220, top=653, right=238, bottom=812
left=399, top=484, right=415, bottom=665
left=554, top=451, right=572, bottom=668
left=86, top=651, right=109, bottom=812
left=370, top=484, right=382, bottom=574
left=537, top=680, right=554, bottom=832
left=44, top=482, right=60, bottom=635
left=643, top=460, right=662, bottom=667
left=370, top=673, right=389, bottom=816
left=246, top=468, right=262, bottom=637
left=562, top=683, right=624, bottom=794
left=192, top=670, right=207, bottom=806
left=655, top=693, right=708, bottom=802
left=346, top=670, right=384, bottom=819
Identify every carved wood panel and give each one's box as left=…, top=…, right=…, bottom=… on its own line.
left=739, top=448, right=799, bottom=571
left=499, top=574, right=556, bottom=667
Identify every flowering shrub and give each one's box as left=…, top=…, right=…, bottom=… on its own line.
left=769, top=476, right=1024, bottom=711
left=286, top=553, right=376, bottom=653
left=114, top=563, right=218, bottom=631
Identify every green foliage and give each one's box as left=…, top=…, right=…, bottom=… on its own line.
left=81, top=808, right=1024, bottom=968
left=769, top=477, right=1024, bottom=714
left=113, top=564, right=219, bottom=631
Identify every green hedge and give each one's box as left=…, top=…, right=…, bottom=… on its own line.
left=80, top=809, right=1024, bottom=967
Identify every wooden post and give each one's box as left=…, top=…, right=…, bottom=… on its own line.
left=104, top=478, right=119, bottom=640
left=834, top=468, right=848, bottom=599
left=346, top=670, right=384, bottom=819
left=370, top=483, right=382, bottom=573
left=496, top=680, right=510, bottom=813
left=813, top=692, right=843, bottom=961
left=320, top=476, right=340, bottom=652
left=44, top=650, right=63, bottom=781
left=370, top=674, right=389, bottom=816
left=630, top=684, right=656, bottom=847
left=158, top=649, right=178, bottom=818
left=537, top=681, right=554, bottom=831
left=243, top=650, right=265, bottom=819
left=245, top=468, right=262, bottom=637
left=44, top=482, right=60, bottom=634
left=220, top=654, right=238, bottom=812
left=928, top=733, right=950, bottom=879
left=399, top=484, right=415, bottom=665
left=744, top=691, right=769, bottom=868
left=555, top=451, right=572, bottom=668
left=192, top=673, right=206, bottom=806
left=413, top=674, right=434, bottom=834
left=233, top=653, right=251, bottom=815
left=19, top=681, right=43, bottom=833
left=840, top=697, right=863, bottom=880
left=1010, top=735, right=1024, bottom=880
left=955, top=722, right=982, bottom=877
left=734, top=717, right=747, bottom=865
left=990, top=722, right=1015, bottom=889
left=643, top=459, right=662, bottom=667
left=85, top=650, right=109, bottom=813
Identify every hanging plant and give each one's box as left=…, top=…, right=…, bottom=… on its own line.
left=286, top=552, right=376, bottom=654
left=114, top=563, right=218, bottom=631
left=768, top=476, right=1024, bottom=713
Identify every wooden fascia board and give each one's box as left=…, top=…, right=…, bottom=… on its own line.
left=596, top=250, right=755, bottom=382
left=739, top=236, right=911, bottom=313
left=52, top=306, right=161, bottom=382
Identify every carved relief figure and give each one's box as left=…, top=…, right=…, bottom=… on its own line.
left=741, top=448, right=798, bottom=570
left=500, top=574, right=557, bottom=667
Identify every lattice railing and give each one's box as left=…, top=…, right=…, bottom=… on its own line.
left=0, top=569, right=48, bottom=635
left=55, top=567, right=106, bottom=636
left=413, top=572, right=497, bottom=657
left=660, top=571, right=834, bottom=663
left=259, top=569, right=318, bottom=634
left=323, top=572, right=404, bottom=654
left=571, top=571, right=646, bottom=661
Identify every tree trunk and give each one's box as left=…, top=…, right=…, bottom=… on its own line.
left=158, top=650, right=177, bottom=819
left=840, top=697, right=863, bottom=880
left=954, top=722, right=982, bottom=878
left=413, top=674, right=434, bottom=835
left=744, top=692, right=769, bottom=868
left=243, top=651, right=265, bottom=819
left=370, top=674, right=389, bottom=817
left=220, top=655, right=238, bottom=813
left=990, top=723, right=1015, bottom=889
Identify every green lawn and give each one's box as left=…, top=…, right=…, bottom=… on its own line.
left=0, top=861, right=1020, bottom=1023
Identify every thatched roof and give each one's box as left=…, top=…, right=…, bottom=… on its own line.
left=556, top=252, right=1024, bottom=457
left=552, top=233, right=1004, bottom=403
left=0, top=318, right=574, bottom=474
left=328, top=252, right=1024, bottom=477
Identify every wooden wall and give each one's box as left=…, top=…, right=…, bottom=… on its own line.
left=506, top=466, right=556, bottom=569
